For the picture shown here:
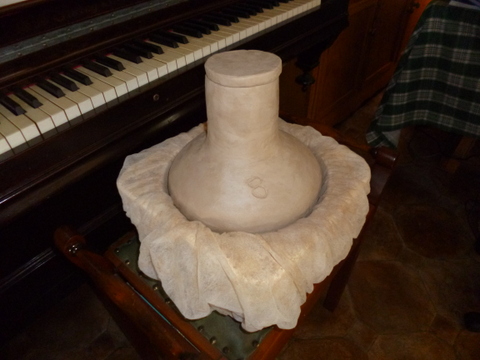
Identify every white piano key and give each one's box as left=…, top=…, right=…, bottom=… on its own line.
left=188, top=33, right=220, bottom=53
left=108, top=55, right=150, bottom=86
left=172, top=42, right=205, bottom=61
left=178, top=36, right=213, bottom=55
left=61, top=76, right=107, bottom=109
left=133, top=58, right=161, bottom=82
left=23, top=87, right=70, bottom=130
left=223, top=21, right=250, bottom=41
left=103, top=66, right=139, bottom=93
left=162, top=48, right=188, bottom=68
left=171, top=34, right=212, bottom=57
left=29, top=85, right=82, bottom=123
left=69, top=67, right=118, bottom=105
left=245, top=19, right=262, bottom=36
left=110, top=54, right=159, bottom=83
left=0, top=132, right=14, bottom=160
left=213, top=27, right=236, bottom=46
left=295, top=0, right=314, bottom=12
left=0, top=112, right=27, bottom=153
left=9, top=94, right=57, bottom=137
left=258, top=8, right=278, bottom=27
left=277, top=0, right=309, bottom=18
left=300, top=0, right=320, bottom=10
left=148, top=49, right=180, bottom=73
left=285, top=1, right=308, bottom=15
left=272, top=6, right=290, bottom=22
left=246, top=13, right=268, bottom=32
left=261, top=8, right=283, bottom=25
left=216, top=25, right=240, bottom=45
left=146, top=57, right=168, bottom=78
left=205, top=32, right=227, bottom=50
left=0, top=104, right=42, bottom=146
left=144, top=40, right=189, bottom=67
left=45, top=79, right=95, bottom=118
left=157, top=43, right=196, bottom=65
left=76, top=67, right=128, bottom=99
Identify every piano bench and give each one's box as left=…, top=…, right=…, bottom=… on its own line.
left=54, top=132, right=397, bottom=360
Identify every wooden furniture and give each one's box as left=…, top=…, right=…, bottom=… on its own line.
left=0, top=0, right=350, bottom=343
left=307, top=0, right=408, bottom=126
left=55, top=120, right=397, bottom=360
left=299, top=0, right=431, bottom=126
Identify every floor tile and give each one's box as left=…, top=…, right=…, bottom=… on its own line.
left=349, top=260, right=436, bottom=334
left=368, top=333, right=457, bottom=360
left=358, top=207, right=404, bottom=262
left=279, top=337, right=368, bottom=360
left=395, top=204, right=472, bottom=259
left=454, top=330, right=480, bottom=360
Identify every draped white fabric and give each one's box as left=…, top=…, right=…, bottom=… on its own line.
left=117, top=120, right=370, bottom=332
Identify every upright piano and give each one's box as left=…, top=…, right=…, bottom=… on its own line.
left=0, top=0, right=349, bottom=342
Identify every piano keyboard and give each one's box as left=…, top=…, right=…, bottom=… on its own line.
left=0, top=0, right=321, bottom=160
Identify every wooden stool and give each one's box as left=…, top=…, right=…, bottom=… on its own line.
left=55, top=123, right=397, bottom=360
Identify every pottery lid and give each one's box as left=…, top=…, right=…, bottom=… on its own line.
left=205, top=50, right=282, bottom=87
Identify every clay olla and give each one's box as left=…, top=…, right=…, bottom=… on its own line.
left=168, top=50, right=322, bottom=233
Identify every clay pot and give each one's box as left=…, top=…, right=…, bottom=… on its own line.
left=168, top=50, right=322, bottom=233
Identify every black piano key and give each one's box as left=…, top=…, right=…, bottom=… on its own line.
left=131, top=40, right=164, bottom=54
left=50, top=73, right=79, bottom=91
left=270, top=0, right=281, bottom=6
left=188, top=19, right=219, bottom=31
left=37, top=79, right=65, bottom=98
left=112, top=48, right=143, bottom=64
left=182, top=21, right=212, bottom=35
left=249, top=1, right=273, bottom=9
left=124, top=44, right=153, bottom=59
left=230, top=4, right=257, bottom=15
left=11, top=86, right=42, bottom=108
left=239, top=3, right=264, bottom=13
left=172, top=25, right=203, bottom=38
left=202, top=14, right=232, bottom=26
left=222, top=8, right=250, bottom=19
left=62, top=68, right=93, bottom=85
left=0, top=95, right=26, bottom=115
left=154, top=30, right=189, bottom=44
left=95, top=55, right=126, bottom=71
left=263, top=0, right=280, bottom=5
left=249, top=0, right=277, bottom=8
left=148, top=34, right=179, bottom=48
left=83, top=61, right=113, bottom=77
left=212, top=12, right=239, bottom=23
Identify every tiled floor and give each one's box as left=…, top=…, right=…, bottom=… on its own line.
left=3, top=94, right=480, bottom=359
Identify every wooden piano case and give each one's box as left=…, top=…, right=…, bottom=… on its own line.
left=55, top=122, right=397, bottom=360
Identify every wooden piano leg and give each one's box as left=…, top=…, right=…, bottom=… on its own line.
left=54, top=226, right=209, bottom=360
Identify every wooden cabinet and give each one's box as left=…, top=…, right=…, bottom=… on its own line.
left=307, top=0, right=379, bottom=126
left=294, top=0, right=428, bottom=127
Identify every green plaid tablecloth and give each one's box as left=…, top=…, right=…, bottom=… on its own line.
left=366, top=0, right=480, bottom=148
